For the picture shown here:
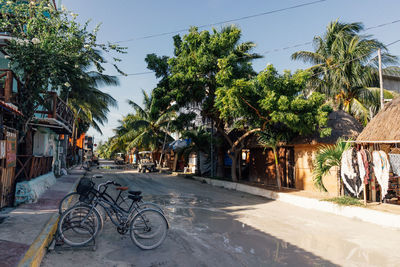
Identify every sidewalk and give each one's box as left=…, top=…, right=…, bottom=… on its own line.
left=189, top=175, right=400, bottom=229
left=0, top=168, right=84, bottom=267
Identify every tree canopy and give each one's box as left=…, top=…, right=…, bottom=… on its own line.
left=0, top=1, right=125, bottom=132
left=291, top=20, right=397, bottom=124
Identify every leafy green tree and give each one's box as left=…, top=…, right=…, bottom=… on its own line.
left=291, top=20, right=397, bottom=121
left=215, top=65, right=331, bottom=183
left=167, top=26, right=261, bottom=176
left=0, top=1, right=125, bottom=135
left=313, top=138, right=351, bottom=193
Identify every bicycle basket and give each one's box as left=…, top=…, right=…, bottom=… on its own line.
left=76, top=178, right=94, bottom=196
left=79, top=190, right=96, bottom=204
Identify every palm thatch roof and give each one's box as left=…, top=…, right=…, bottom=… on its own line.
left=357, top=96, right=400, bottom=142
left=291, top=110, right=363, bottom=145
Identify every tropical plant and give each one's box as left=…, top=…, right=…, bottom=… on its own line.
left=67, top=70, right=118, bottom=133
left=0, top=1, right=125, bottom=136
left=167, top=26, right=261, bottom=177
left=118, top=90, right=175, bottom=151
left=291, top=20, right=397, bottom=121
left=312, top=138, right=351, bottom=192
left=215, top=65, right=332, bottom=183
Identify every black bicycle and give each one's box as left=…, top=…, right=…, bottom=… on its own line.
left=58, top=179, right=169, bottom=250
left=58, top=175, right=164, bottom=218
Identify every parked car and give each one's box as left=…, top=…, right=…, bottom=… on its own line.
left=138, top=151, right=157, bottom=172
left=114, top=153, right=125, bottom=165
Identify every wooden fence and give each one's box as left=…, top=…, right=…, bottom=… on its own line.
left=15, top=155, right=53, bottom=181
left=0, top=166, right=15, bottom=208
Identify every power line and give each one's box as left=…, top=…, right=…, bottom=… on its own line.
left=114, top=0, right=328, bottom=44
left=117, top=22, right=400, bottom=77
left=308, top=39, right=400, bottom=79
left=260, top=19, right=400, bottom=55
left=365, top=19, right=400, bottom=31
left=116, top=71, right=153, bottom=77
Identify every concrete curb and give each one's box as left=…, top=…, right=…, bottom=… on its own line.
left=18, top=173, right=83, bottom=267
left=192, top=176, right=400, bottom=229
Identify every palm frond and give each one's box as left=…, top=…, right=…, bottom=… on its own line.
left=312, top=138, right=351, bottom=191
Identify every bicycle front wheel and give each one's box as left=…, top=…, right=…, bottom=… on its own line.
left=137, top=201, right=164, bottom=214
left=129, top=209, right=168, bottom=250
left=58, top=204, right=101, bottom=247
left=59, top=192, right=80, bottom=214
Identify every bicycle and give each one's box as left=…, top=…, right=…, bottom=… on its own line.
left=58, top=175, right=164, bottom=217
left=58, top=179, right=169, bottom=250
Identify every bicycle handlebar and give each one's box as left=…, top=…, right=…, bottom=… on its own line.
left=97, top=180, right=122, bottom=191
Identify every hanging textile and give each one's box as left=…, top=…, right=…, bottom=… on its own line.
left=357, top=151, right=366, bottom=184
left=388, top=153, right=400, bottom=176
left=359, top=148, right=372, bottom=184
left=341, top=148, right=363, bottom=197
left=372, top=151, right=390, bottom=200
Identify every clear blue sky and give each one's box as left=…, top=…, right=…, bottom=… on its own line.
left=63, top=0, right=400, bottom=143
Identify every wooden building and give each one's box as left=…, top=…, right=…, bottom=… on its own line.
left=356, top=96, right=400, bottom=203
left=291, top=110, right=362, bottom=195
left=0, top=69, right=23, bottom=208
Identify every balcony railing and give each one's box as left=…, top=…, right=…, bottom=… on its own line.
left=0, top=68, right=21, bottom=104
left=33, top=92, right=74, bottom=134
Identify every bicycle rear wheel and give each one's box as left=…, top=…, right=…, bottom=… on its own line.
left=58, top=204, right=101, bottom=247
left=129, top=209, right=168, bottom=250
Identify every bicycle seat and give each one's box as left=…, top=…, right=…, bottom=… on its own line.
left=128, top=190, right=142, bottom=195
left=116, top=187, right=129, bottom=191
left=128, top=195, right=143, bottom=202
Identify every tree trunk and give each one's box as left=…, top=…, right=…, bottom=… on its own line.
left=172, top=153, right=178, bottom=172
left=273, top=147, right=281, bottom=190
left=337, top=165, right=341, bottom=197
left=230, top=151, right=239, bottom=182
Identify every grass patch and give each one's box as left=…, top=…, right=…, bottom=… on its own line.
left=322, top=196, right=363, bottom=206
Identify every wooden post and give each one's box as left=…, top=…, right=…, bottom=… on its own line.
left=371, top=173, right=377, bottom=202
left=4, top=71, right=13, bottom=102
left=378, top=48, right=384, bottom=110
left=363, top=183, right=367, bottom=206
left=52, top=93, right=57, bottom=119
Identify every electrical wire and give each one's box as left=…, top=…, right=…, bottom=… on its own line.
left=114, top=0, right=328, bottom=44
left=116, top=29, right=400, bottom=77
left=308, top=39, right=400, bottom=79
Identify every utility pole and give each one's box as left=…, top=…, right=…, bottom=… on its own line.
left=159, top=121, right=171, bottom=169
left=210, top=119, right=214, bottom=178
left=378, top=48, right=384, bottom=110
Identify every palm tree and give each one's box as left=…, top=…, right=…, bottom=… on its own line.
left=292, top=20, right=397, bottom=119
left=176, top=128, right=211, bottom=176
left=313, top=138, right=351, bottom=193
left=119, top=90, right=174, bottom=151
left=350, top=87, right=398, bottom=125
left=67, top=71, right=118, bottom=133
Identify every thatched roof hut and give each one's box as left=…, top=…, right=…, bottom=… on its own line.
left=292, top=110, right=363, bottom=145
left=357, top=96, right=400, bottom=141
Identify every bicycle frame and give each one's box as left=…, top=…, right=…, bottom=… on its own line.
left=90, top=189, right=143, bottom=228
